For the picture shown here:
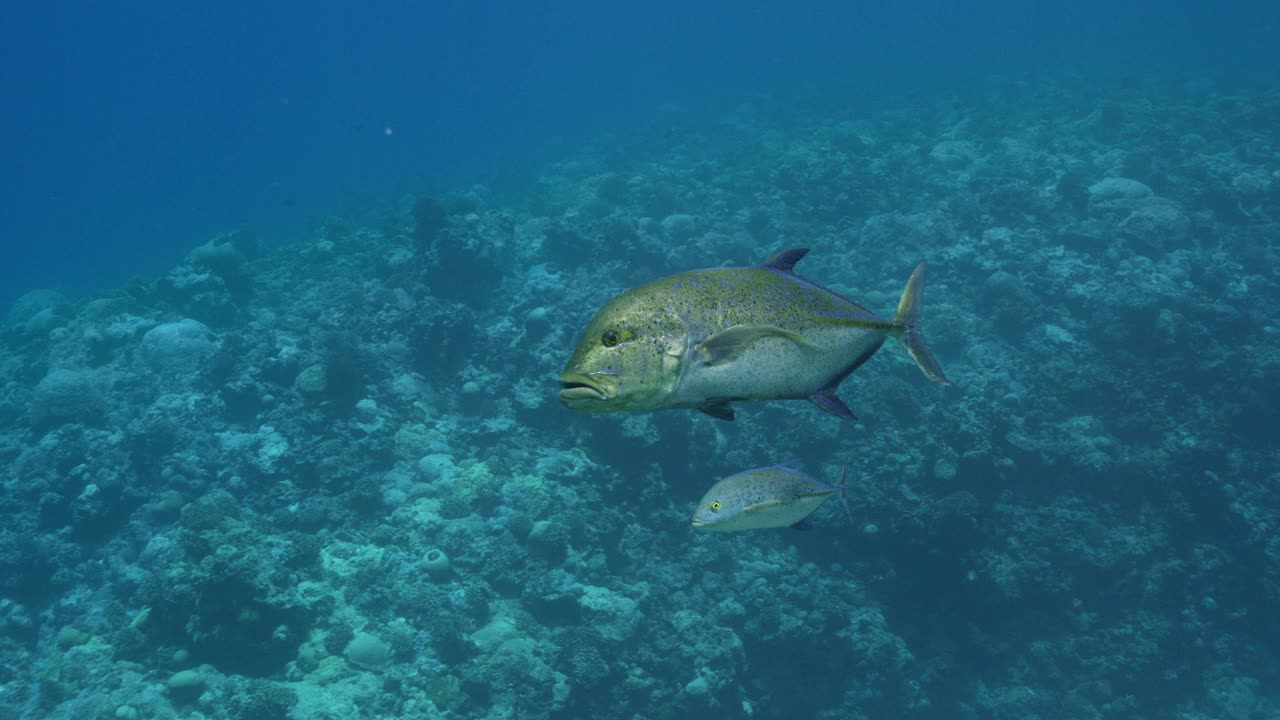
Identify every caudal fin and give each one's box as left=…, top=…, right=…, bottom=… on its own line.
left=836, top=464, right=853, bottom=524
left=892, top=263, right=951, bottom=385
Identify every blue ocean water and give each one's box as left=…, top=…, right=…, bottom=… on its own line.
left=2, top=2, right=1279, bottom=719
left=5, top=0, right=1275, bottom=307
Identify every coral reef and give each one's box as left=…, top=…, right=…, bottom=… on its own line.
left=0, top=79, right=1277, bottom=720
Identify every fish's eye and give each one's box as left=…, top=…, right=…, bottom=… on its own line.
left=601, top=330, right=621, bottom=347
left=709, top=501, right=722, bottom=512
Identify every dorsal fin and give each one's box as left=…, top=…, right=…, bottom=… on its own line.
left=761, top=248, right=809, bottom=273
left=776, top=458, right=806, bottom=472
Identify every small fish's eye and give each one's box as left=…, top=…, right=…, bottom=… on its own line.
left=601, top=330, right=621, bottom=347
left=710, top=501, right=721, bottom=512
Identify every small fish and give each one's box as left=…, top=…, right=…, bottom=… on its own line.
left=558, top=248, right=948, bottom=423
left=692, top=463, right=852, bottom=532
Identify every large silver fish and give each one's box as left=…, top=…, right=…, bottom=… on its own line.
left=558, top=248, right=948, bottom=421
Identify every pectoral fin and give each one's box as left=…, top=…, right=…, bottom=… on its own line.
left=744, top=499, right=785, bottom=513
left=695, top=325, right=812, bottom=366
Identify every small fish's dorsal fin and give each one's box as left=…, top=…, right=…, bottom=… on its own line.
left=776, top=458, right=806, bottom=472
left=761, top=248, right=810, bottom=273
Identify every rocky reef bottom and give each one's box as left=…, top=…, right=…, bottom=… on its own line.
left=1, top=77, right=1277, bottom=720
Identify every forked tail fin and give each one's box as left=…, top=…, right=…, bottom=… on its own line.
left=836, top=464, right=853, bottom=525
left=893, top=263, right=951, bottom=386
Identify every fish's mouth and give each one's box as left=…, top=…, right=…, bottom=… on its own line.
left=690, top=519, right=709, bottom=529
left=558, top=372, right=617, bottom=404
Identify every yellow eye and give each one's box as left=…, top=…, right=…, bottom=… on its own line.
left=709, top=501, right=722, bottom=512
left=601, top=330, right=621, bottom=347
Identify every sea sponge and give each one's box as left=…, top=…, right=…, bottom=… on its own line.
left=422, top=548, right=450, bottom=576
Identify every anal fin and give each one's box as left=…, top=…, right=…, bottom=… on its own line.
left=811, top=388, right=857, bottom=421
left=698, top=401, right=736, bottom=421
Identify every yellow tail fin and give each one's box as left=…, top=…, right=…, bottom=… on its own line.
left=893, top=263, right=951, bottom=385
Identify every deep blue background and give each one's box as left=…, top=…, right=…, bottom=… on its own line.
left=2, top=1, right=1277, bottom=309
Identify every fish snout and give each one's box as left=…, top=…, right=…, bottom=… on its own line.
left=558, top=371, right=616, bottom=405
left=691, top=517, right=731, bottom=532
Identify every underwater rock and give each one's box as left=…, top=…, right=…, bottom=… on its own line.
left=166, top=667, right=207, bottom=704
left=1087, top=176, right=1153, bottom=207
left=4, top=76, right=1280, bottom=720
left=929, top=139, right=980, bottom=168
left=137, top=319, right=218, bottom=374
left=293, top=364, right=326, bottom=394
left=1119, top=198, right=1191, bottom=251
left=661, top=213, right=697, bottom=241
left=412, top=195, right=447, bottom=247
left=526, top=520, right=569, bottom=561
left=1085, top=176, right=1157, bottom=215
left=30, top=368, right=105, bottom=428
left=239, top=681, right=298, bottom=720
left=424, top=207, right=511, bottom=304
left=186, top=231, right=252, bottom=275
left=344, top=632, right=392, bottom=671
left=6, top=289, right=70, bottom=330
left=577, top=585, right=640, bottom=642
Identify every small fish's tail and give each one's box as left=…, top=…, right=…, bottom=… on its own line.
left=892, top=263, right=951, bottom=386
left=836, top=465, right=853, bottom=525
